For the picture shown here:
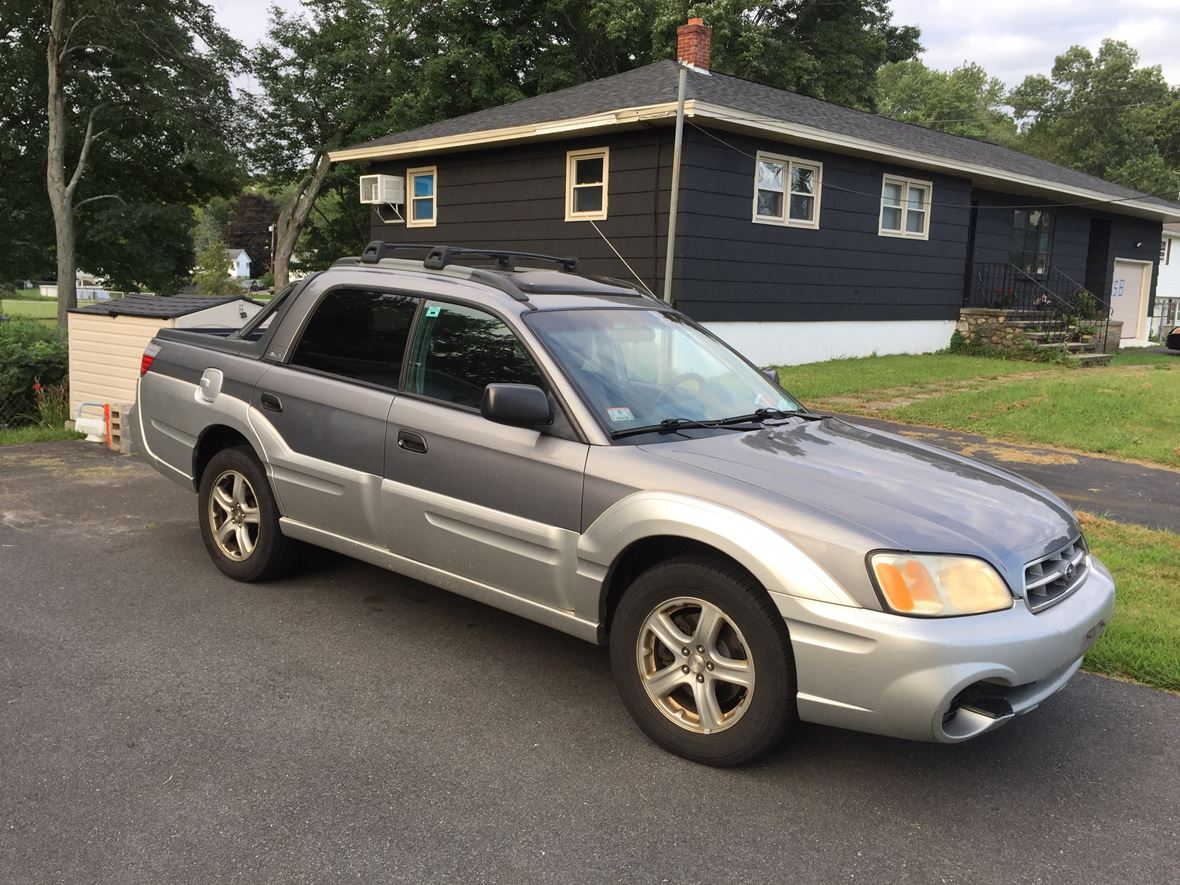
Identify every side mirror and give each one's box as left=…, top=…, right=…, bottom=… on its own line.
left=480, top=383, right=552, bottom=428
left=761, top=366, right=779, bottom=384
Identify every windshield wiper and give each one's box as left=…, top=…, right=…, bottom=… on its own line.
left=610, top=416, right=760, bottom=439
left=750, top=407, right=830, bottom=422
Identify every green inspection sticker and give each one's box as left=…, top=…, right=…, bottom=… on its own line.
left=425, top=305, right=441, bottom=318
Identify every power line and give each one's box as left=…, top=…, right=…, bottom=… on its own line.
left=686, top=120, right=1180, bottom=212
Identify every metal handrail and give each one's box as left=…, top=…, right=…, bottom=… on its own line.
left=964, top=262, right=1111, bottom=350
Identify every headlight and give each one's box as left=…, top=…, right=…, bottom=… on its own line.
left=869, top=552, right=1013, bottom=617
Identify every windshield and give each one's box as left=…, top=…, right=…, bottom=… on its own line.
left=527, top=308, right=800, bottom=434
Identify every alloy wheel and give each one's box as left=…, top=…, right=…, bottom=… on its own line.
left=635, top=596, right=755, bottom=735
left=207, top=469, right=261, bottom=561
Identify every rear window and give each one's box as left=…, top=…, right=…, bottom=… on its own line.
left=289, top=288, right=418, bottom=389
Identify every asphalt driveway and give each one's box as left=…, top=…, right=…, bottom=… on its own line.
left=2, top=442, right=1179, bottom=883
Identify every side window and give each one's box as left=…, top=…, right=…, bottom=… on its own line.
left=289, top=288, right=418, bottom=388
left=406, top=166, right=437, bottom=227
left=405, top=301, right=545, bottom=408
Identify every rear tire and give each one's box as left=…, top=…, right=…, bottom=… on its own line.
left=197, top=445, right=290, bottom=582
left=610, top=555, right=797, bottom=766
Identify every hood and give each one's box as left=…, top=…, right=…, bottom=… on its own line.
left=638, top=418, right=1079, bottom=596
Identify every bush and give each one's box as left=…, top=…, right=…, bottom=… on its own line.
left=0, top=320, right=69, bottom=426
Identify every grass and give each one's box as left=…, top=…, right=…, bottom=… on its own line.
left=0, top=425, right=83, bottom=446
left=891, top=357, right=1180, bottom=467
left=1080, top=512, right=1180, bottom=693
left=776, top=353, right=1050, bottom=401
left=0, top=298, right=102, bottom=320
left=780, top=351, right=1180, bottom=468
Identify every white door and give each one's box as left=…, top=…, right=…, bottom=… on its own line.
left=1110, top=259, right=1150, bottom=342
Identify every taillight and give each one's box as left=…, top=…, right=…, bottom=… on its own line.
left=140, top=342, right=161, bottom=376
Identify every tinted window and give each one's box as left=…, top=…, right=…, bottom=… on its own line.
left=290, top=288, right=417, bottom=388
left=405, top=301, right=545, bottom=408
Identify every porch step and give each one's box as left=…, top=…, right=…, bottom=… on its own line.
left=1035, top=341, right=1094, bottom=353
left=1077, top=352, right=1112, bottom=367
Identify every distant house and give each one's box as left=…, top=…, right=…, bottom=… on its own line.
left=226, top=248, right=252, bottom=279
left=1154, top=223, right=1180, bottom=333
left=331, top=19, right=1180, bottom=363
left=37, top=270, right=113, bottom=301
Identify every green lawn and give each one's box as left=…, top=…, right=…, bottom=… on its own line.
left=0, top=426, right=84, bottom=446
left=891, top=357, right=1180, bottom=467
left=1081, top=512, right=1180, bottom=692
left=0, top=298, right=102, bottom=319
left=775, top=353, right=1052, bottom=401
left=779, top=351, right=1180, bottom=468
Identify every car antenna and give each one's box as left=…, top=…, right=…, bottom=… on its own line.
left=588, top=220, right=659, bottom=300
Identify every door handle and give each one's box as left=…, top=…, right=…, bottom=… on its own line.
left=397, top=430, right=428, bottom=454
left=260, top=392, right=283, bottom=413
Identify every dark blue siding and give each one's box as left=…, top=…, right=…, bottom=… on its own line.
left=970, top=189, right=1162, bottom=309
left=675, top=128, right=972, bottom=322
left=368, top=130, right=672, bottom=292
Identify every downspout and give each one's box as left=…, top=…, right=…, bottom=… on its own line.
left=662, top=63, right=688, bottom=304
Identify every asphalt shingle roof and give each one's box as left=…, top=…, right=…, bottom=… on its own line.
left=347, top=60, right=1179, bottom=212
left=70, top=294, right=255, bottom=319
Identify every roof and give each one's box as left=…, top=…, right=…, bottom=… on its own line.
left=333, top=60, right=1180, bottom=221
left=70, top=294, right=257, bottom=319
left=226, top=248, right=250, bottom=260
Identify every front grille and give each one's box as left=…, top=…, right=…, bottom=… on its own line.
left=1024, top=536, right=1088, bottom=612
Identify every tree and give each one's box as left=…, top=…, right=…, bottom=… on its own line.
left=1, top=0, right=243, bottom=322
left=224, top=193, right=280, bottom=278
left=191, top=211, right=242, bottom=297
left=251, top=0, right=412, bottom=289
left=876, top=60, right=1017, bottom=144
left=1009, top=40, right=1180, bottom=195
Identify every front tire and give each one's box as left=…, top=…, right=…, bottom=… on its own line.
left=197, top=445, right=290, bottom=582
left=610, top=556, right=797, bottom=766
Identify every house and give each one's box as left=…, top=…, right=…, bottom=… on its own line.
left=226, top=248, right=252, bottom=279
left=1154, top=223, right=1180, bottom=335
left=37, top=270, right=114, bottom=301
left=67, top=294, right=264, bottom=420
left=330, top=19, right=1180, bottom=364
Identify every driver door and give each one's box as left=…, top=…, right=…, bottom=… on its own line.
left=382, top=299, right=589, bottom=612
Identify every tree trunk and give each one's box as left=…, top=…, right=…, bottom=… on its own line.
left=272, top=152, right=333, bottom=289
left=46, top=0, right=75, bottom=327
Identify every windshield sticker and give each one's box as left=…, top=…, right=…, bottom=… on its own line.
left=425, top=305, right=441, bottom=318
left=607, top=406, right=635, bottom=422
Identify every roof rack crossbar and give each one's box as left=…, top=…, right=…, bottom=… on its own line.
left=358, top=241, right=432, bottom=263
left=422, top=244, right=579, bottom=273
left=358, top=240, right=578, bottom=273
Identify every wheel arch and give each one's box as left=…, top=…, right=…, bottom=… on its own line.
left=578, top=491, right=858, bottom=639
left=192, top=423, right=259, bottom=490
left=599, top=536, right=756, bottom=638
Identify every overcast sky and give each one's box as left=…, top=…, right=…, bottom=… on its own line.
left=214, top=0, right=1180, bottom=89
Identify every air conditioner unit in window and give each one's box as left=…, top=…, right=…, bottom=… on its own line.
left=358, top=174, right=405, bottom=205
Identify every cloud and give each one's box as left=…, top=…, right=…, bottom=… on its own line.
left=890, top=0, right=1180, bottom=85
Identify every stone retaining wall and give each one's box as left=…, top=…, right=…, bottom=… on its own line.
left=956, top=308, right=1028, bottom=351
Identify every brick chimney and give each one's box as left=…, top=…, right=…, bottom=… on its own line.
left=677, top=18, right=712, bottom=70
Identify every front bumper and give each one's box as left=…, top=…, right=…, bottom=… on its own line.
left=770, top=557, right=1116, bottom=742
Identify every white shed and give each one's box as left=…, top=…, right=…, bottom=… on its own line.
left=67, top=294, right=264, bottom=418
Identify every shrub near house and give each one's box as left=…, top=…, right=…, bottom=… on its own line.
left=0, top=320, right=68, bottom=425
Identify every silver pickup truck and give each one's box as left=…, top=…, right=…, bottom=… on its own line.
left=136, top=243, right=1115, bottom=766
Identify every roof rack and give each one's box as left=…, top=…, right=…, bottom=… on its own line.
left=358, top=240, right=578, bottom=273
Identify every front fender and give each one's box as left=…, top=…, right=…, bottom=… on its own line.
left=574, top=491, right=859, bottom=622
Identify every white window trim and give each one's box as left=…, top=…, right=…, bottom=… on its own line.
left=406, top=165, right=438, bottom=228
left=565, top=148, right=609, bottom=222
left=751, top=151, right=822, bottom=229
left=879, top=174, right=932, bottom=240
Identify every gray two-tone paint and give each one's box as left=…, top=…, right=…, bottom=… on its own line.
left=136, top=260, right=1116, bottom=743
